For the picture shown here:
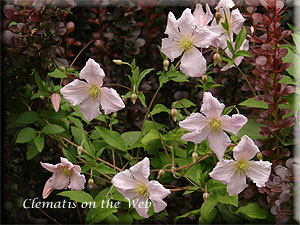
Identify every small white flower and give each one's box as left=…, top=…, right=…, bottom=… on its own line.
left=60, top=58, right=125, bottom=121
left=179, top=92, right=247, bottom=160
left=193, top=3, right=213, bottom=27
left=209, top=135, right=272, bottom=196
left=111, top=157, right=171, bottom=218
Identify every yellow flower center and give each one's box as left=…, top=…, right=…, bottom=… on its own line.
left=88, top=85, right=100, bottom=99
left=178, top=35, right=194, bottom=53
left=209, top=118, right=222, bottom=131
left=235, top=160, right=249, bottom=175
left=61, top=166, right=72, bottom=176
left=135, top=183, right=149, bottom=199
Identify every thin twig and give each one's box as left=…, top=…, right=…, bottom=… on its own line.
left=76, top=203, right=82, bottom=224
left=70, top=40, right=94, bottom=68
left=103, top=83, right=133, bottom=91
left=234, top=63, right=257, bottom=97
left=38, top=208, right=62, bottom=225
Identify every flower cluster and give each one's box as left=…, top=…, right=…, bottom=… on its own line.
left=161, top=0, right=249, bottom=77
left=180, top=92, right=272, bottom=196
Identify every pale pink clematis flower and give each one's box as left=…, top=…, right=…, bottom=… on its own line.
left=179, top=92, right=247, bottom=160
left=161, top=8, right=217, bottom=77
left=111, top=157, right=171, bottom=218
left=221, top=39, right=249, bottom=71
left=193, top=3, right=213, bottom=27
left=40, top=157, right=86, bottom=199
left=211, top=0, right=245, bottom=49
left=209, top=135, right=272, bottom=196
left=60, top=58, right=125, bottom=121
left=51, top=93, right=61, bottom=112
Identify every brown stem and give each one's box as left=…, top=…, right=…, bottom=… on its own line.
left=76, top=203, right=82, bottom=224
left=70, top=40, right=94, bottom=68
left=38, top=208, right=62, bottom=225
left=103, top=83, right=133, bottom=91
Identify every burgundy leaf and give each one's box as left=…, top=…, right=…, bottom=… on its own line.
left=278, top=62, right=292, bottom=72
left=3, top=5, right=19, bottom=21
left=282, top=86, right=296, bottom=96
left=277, top=47, right=288, bottom=58
left=262, top=150, right=275, bottom=158
left=277, top=99, right=287, bottom=105
left=279, top=108, right=290, bottom=117
left=279, top=30, right=292, bottom=41
left=256, top=55, right=267, bottom=66
left=281, top=117, right=295, bottom=128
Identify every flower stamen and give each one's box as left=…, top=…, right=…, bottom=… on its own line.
left=61, top=166, right=72, bottom=176
left=135, top=183, right=149, bottom=199
left=235, top=160, right=249, bottom=176
left=178, top=35, right=194, bottom=53
left=209, top=118, right=222, bottom=131
left=88, top=85, right=100, bottom=99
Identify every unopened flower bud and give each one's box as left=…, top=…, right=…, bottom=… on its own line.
left=215, top=11, right=222, bottom=24
left=202, top=74, right=207, bottom=83
left=121, top=95, right=127, bottom=104
left=250, top=26, right=254, bottom=35
left=157, top=169, right=165, bottom=179
left=257, top=152, right=263, bottom=161
left=77, top=146, right=83, bottom=155
left=112, top=112, right=117, bottom=118
left=113, top=59, right=123, bottom=65
left=213, top=53, right=221, bottom=67
left=51, top=93, right=61, bottom=112
left=163, top=59, right=169, bottom=71
left=171, top=166, right=176, bottom=173
left=59, top=66, right=65, bottom=72
left=88, top=178, right=94, bottom=189
left=171, top=108, right=177, bottom=122
left=192, top=152, right=198, bottom=163
left=203, top=192, right=209, bottom=204
left=131, top=93, right=137, bottom=104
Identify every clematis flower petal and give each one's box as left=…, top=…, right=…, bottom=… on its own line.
left=246, top=161, right=272, bottom=187
left=165, top=12, right=181, bottom=40
left=60, top=79, right=90, bottom=106
left=181, top=127, right=210, bottom=144
left=68, top=172, right=86, bottom=190
left=99, top=87, right=125, bottom=114
left=129, top=157, right=150, bottom=184
left=219, top=114, right=247, bottom=135
left=215, top=0, right=235, bottom=10
left=177, top=8, right=195, bottom=37
left=42, top=180, right=53, bottom=199
left=40, top=162, right=60, bottom=173
left=60, top=157, right=74, bottom=170
left=233, top=135, right=259, bottom=161
left=200, top=92, right=225, bottom=118
left=48, top=172, right=69, bottom=190
left=227, top=171, right=248, bottom=196
left=180, top=47, right=206, bottom=77
left=51, top=93, right=61, bottom=112
left=208, top=130, right=231, bottom=160
left=79, top=58, right=105, bottom=86
left=134, top=197, right=150, bottom=218
left=147, top=180, right=171, bottom=213
left=231, top=9, right=246, bottom=34
left=111, top=169, right=138, bottom=200
left=209, top=160, right=236, bottom=184
left=179, top=113, right=210, bottom=132
left=161, top=38, right=183, bottom=62
left=79, top=96, right=101, bottom=122
left=193, top=26, right=216, bottom=48
left=193, top=3, right=213, bottom=26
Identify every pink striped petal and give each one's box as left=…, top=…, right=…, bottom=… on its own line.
left=60, top=79, right=90, bottom=106
left=233, top=135, right=259, bottom=161
left=99, top=87, right=125, bottom=114
left=227, top=171, right=248, bottom=196
left=79, top=96, right=101, bottom=121
left=165, top=12, right=181, bottom=40
left=201, top=92, right=225, bottom=119
left=48, top=172, right=69, bottom=190
left=209, top=160, right=236, bottom=184
left=219, top=114, right=247, bottom=135
left=68, top=172, right=86, bottom=191
left=246, top=161, right=272, bottom=187
left=51, top=93, right=61, bottom=112
left=179, top=113, right=210, bottom=132
left=112, top=169, right=138, bottom=200
left=134, top=197, right=150, bottom=218
left=208, top=130, right=231, bottom=160
left=129, top=157, right=150, bottom=184
left=42, top=180, right=53, bottom=199
left=79, top=58, right=105, bottom=86
left=147, top=180, right=170, bottom=213
left=181, top=127, right=210, bottom=144
left=161, top=38, right=183, bottom=62
left=180, top=47, right=206, bottom=77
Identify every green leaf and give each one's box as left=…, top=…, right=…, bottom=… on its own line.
left=200, top=195, right=219, bottom=223
left=236, top=119, right=266, bottom=140
left=63, top=148, right=76, bottom=162
left=137, top=92, right=147, bottom=107
left=34, top=69, right=46, bottom=92
left=95, top=164, right=117, bottom=175
left=27, top=141, right=40, bottom=160
left=235, top=26, right=246, bottom=51
left=42, top=124, right=65, bottom=134
left=159, top=70, right=189, bottom=87
left=235, top=202, right=268, bottom=219
left=58, top=191, right=93, bottom=203
left=239, top=97, right=268, bottom=109
left=95, top=127, right=127, bottom=151
left=33, top=136, right=44, bottom=152
left=131, top=58, right=136, bottom=71
left=150, top=104, right=170, bottom=116
left=226, top=40, right=234, bottom=54
left=234, top=50, right=252, bottom=58
left=92, top=205, right=117, bottom=223
left=121, top=131, right=141, bottom=147
left=174, top=98, right=196, bottom=108
left=174, top=208, right=201, bottom=224
left=16, top=127, right=36, bottom=143
left=279, top=75, right=296, bottom=85
left=142, top=129, right=159, bottom=146
left=48, top=69, right=68, bottom=78
left=221, top=21, right=229, bottom=32
left=119, top=214, right=133, bottom=224
left=8, top=21, right=17, bottom=27
left=217, top=194, right=238, bottom=207
left=16, top=111, right=39, bottom=124
left=136, top=68, right=153, bottom=90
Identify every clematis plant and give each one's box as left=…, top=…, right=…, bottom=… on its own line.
left=60, top=58, right=125, bottom=121
left=179, top=92, right=247, bottom=160
left=161, top=8, right=217, bottom=77
left=209, top=135, right=272, bottom=196
left=40, top=157, right=86, bottom=199
left=193, top=3, right=213, bottom=27
left=111, top=157, right=171, bottom=218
